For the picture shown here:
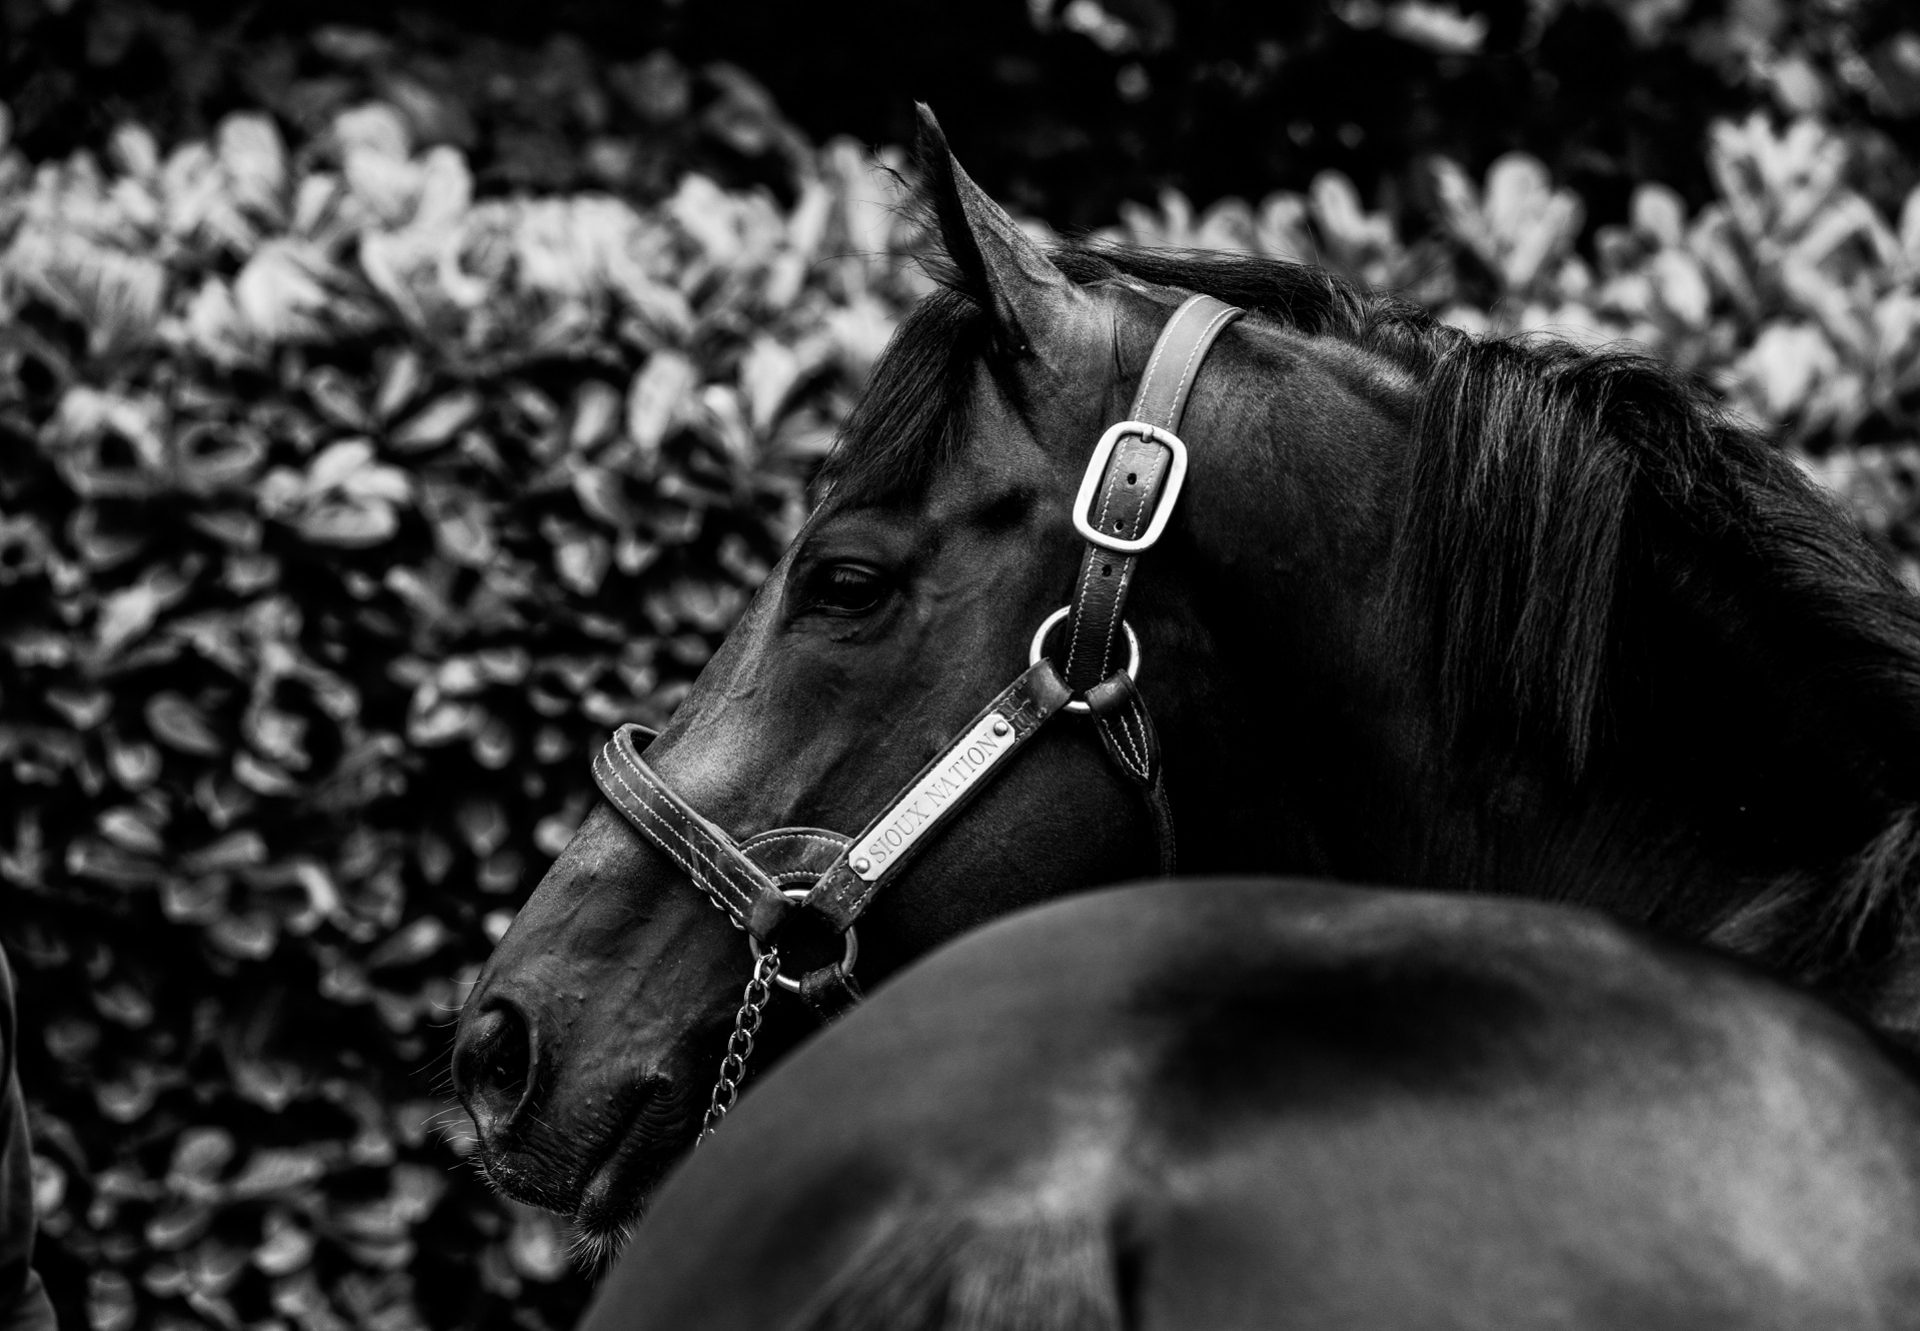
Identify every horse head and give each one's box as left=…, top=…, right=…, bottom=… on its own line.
left=451, top=107, right=1427, bottom=1241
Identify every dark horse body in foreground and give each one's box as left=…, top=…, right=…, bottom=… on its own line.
left=455, top=106, right=1920, bottom=1242
left=582, top=882, right=1920, bottom=1330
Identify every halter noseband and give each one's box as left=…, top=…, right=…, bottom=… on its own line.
left=590, top=294, right=1243, bottom=1027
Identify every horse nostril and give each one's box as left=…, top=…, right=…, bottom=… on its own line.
left=454, top=1000, right=538, bottom=1141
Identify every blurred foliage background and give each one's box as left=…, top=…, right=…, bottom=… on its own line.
left=2, top=1, right=1920, bottom=1329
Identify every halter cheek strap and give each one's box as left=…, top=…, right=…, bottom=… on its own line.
left=591, top=293, right=1243, bottom=1021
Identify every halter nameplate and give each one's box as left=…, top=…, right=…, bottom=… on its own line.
left=856, top=715, right=1014, bottom=879
left=591, top=291, right=1244, bottom=1011
left=806, top=661, right=1070, bottom=930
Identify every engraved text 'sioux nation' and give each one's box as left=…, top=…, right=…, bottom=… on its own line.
left=852, top=714, right=1013, bottom=881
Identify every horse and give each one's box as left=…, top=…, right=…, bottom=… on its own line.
left=452, top=103, right=1920, bottom=1248
left=576, top=880, right=1920, bottom=1331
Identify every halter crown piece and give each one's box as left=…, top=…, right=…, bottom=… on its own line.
left=592, top=294, right=1244, bottom=1024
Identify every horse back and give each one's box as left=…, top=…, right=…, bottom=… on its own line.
left=583, top=879, right=1920, bottom=1331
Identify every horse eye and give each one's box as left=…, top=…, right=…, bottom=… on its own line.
left=806, top=563, right=889, bottom=616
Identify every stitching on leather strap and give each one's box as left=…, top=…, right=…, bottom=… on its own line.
left=1135, top=310, right=1180, bottom=416
left=1092, top=445, right=1164, bottom=668
left=598, top=741, right=752, bottom=916
left=742, top=831, right=849, bottom=855
left=597, top=756, right=719, bottom=900
left=1163, top=304, right=1240, bottom=427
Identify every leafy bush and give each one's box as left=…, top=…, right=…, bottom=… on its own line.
left=2, top=3, right=813, bottom=207
left=8, top=0, right=1918, bottom=235
left=5, top=60, right=1920, bottom=1331
left=0, top=98, right=920, bottom=1331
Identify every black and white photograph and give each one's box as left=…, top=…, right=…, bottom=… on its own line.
left=5, top=0, right=1920, bottom=1327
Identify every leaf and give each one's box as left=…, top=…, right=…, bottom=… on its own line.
left=625, top=350, right=698, bottom=458
left=340, top=145, right=416, bottom=229
left=365, top=917, right=451, bottom=970
left=45, top=686, right=110, bottom=729
left=1482, top=154, right=1582, bottom=291
left=253, top=1212, right=314, bottom=1277
left=572, top=465, right=639, bottom=528
left=472, top=716, right=515, bottom=768
left=147, top=1203, right=214, bottom=1252
left=93, top=980, right=153, bottom=1028
left=390, top=391, right=482, bottom=451
left=69, top=502, right=146, bottom=570
left=421, top=479, right=497, bottom=566
left=5, top=231, right=167, bottom=359
left=67, top=838, right=164, bottom=886
left=148, top=693, right=223, bottom=755
left=106, top=735, right=161, bottom=790
left=88, top=1271, right=137, bottom=1331
left=506, top=1204, right=569, bottom=1282
left=305, top=366, right=371, bottom=430
left=233, top=750, right=300, bottom=796
left=243, top=706, right=311, bottom=768
left=307, top=439, right=379, bottom=492
left=570, top=380, right=623, bottom=451
left=374, top=347, right=427, bottom=421
left=97, top=807, right=165, bottom=856
left=169, top=1127, right=237, bottom=1188
left=740, top=336, right=803, bottom=434
left=410, top=146, right=473, bottom=231
left=553, top=528, right=612, bottom=594
left=227, top=1147, right=326, bottom=1201
left=234, top=240, right=334, bottom=344
left=96, top=585, right=158, bottom=657
left=217, top=113, right=289, bottom=220
left=455, top=799, right=508, bottom=857
left=1734, top=321, right=1839, bottom=420
left=1650, top=249, right=1711, bottom=328
left=407, top=699, right=475, bottom=746
left=180, top=278, right=256, bottom=366
left=206, top=911, right=279, bottom=961
left=95, top=1063, right=164, bottom=1122
left=109, top=123, right=161, bottom=177
left=1900, top=185, right=1920, bottom=274
left=1631, top=183, right=1689, bottom=247
left=160, top=874, right=229, bottom=923
left=180, top=830, right=267, bottom=874
left=296, top=500, right=398, bottom=547
left=475, top=645, right=531, bottom=683
left=185, top=509, right=262, bottom=548
left=534, top=810, right=581, bottom=858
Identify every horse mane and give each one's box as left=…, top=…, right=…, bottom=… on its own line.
left=821, top=233, right=1920, bottom=1016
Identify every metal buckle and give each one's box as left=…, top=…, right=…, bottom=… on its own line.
left=748, top=888, right=858, bottom=994
left=1028, top=606, right=1142, bottom=715
left=1072, top=420, right=1188, bottom=555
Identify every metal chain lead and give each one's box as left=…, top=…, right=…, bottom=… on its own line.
left=698, top=948, right=781, bottom=1142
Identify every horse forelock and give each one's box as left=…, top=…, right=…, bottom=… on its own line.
left=815, top=287, right=984, bottom=508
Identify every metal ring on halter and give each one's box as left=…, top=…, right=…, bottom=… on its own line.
left=1027, top=606, right=1143, bottom=716
left=748, top=887, right=859, bottom=994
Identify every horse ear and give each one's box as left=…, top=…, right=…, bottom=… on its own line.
left=911, top=103, right=1078, bottom=356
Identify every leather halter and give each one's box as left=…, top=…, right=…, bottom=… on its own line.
left=592, top=294, right=1243, bottom=1019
